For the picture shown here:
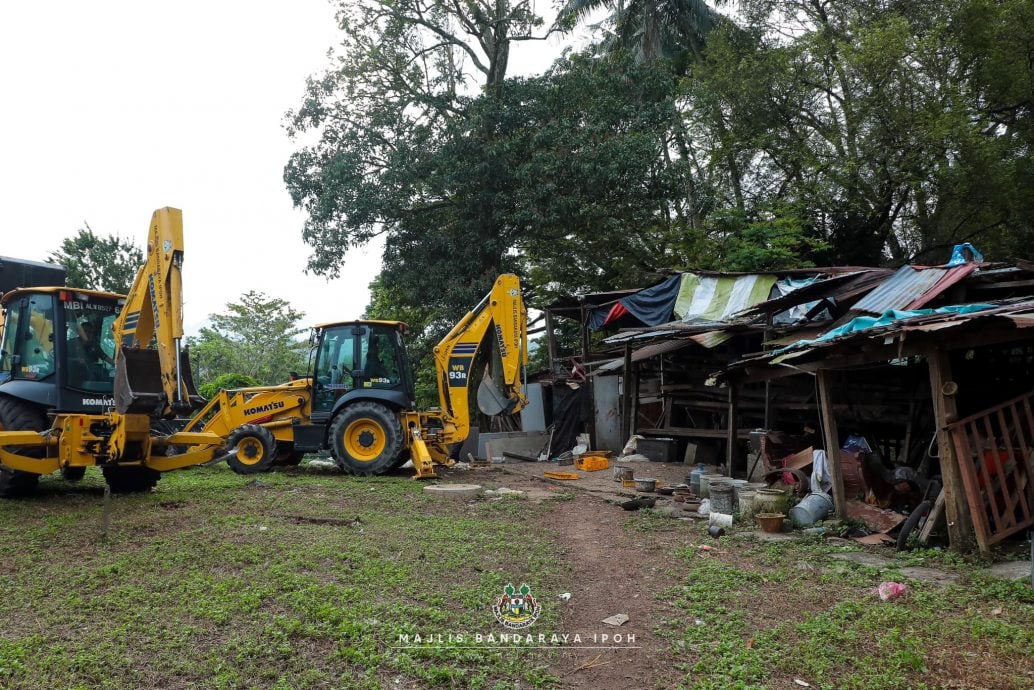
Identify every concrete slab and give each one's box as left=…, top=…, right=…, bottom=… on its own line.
left=477, top=431, right=551, bottom=460
left=424, top=484, right=483, bottom=499
left=747, top=529, right=795, bottom=542
left=986, top=560, right=1033, bottom=581
left=897, top=566, right=960, bottom=585
left=829, top=552, right=895, bottom=569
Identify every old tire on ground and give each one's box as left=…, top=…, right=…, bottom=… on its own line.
left=226, top=425, right=277, bottom=474
left=329, top=402, right=403, bottom=476
left=102, top=466, right=160, bottom=494
left=0, top=395, right=47, bottom=498
left=61, top=466, right=87, bottom=481
left=896, top=499, right=932, bottom=551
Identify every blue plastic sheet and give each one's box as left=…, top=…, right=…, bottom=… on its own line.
left=947, top=243, right=984, bottom=266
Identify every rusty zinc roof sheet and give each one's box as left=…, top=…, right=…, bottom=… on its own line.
left=852, top=264, right=977, bottom=314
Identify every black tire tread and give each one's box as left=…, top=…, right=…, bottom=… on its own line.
left=102, top=465, right=160, bottom=494
left=226, top=424, right=277, bottom=474
left=0, top=395, right=48, bottom=498
left=329, top=401, right=403, bottom=476
left=896, top=499, right=932, bottom=551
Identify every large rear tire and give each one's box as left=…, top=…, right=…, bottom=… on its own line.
left=226, top=425, right=277, bottom=474
left=102, top=466, right=160, bottom=494
left=329, top=402, right=403, bottom=476
left=0, top=396, right=47, bottom=498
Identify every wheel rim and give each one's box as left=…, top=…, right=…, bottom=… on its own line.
left=344, top=419, right=386, bottom=462
left=236, top=437, right=266, bottom=466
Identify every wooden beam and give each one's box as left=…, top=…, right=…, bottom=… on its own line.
left=726, top=385, right=739, bottom=476
left=817, top=370, right=847, bottom=519
left=927, top=349, right=979, bottom=552
left=580, top=304, right=597, bottom=449
left=544, top=310, right=558, bottom=374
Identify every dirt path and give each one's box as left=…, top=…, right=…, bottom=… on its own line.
left=489, top=467, right=686, bottom=688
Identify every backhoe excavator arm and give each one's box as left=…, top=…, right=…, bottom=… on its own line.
left=429, top=274, right=529, bottom=444
left=111, top=207, right=200, bottom=418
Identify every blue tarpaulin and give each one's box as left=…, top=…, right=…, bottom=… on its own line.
left=775, top=303, right=998, bottom=354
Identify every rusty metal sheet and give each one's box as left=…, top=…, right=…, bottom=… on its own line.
left=853, top=264, right=976, bottom=314
left=846, top=500, right=907, bottom=533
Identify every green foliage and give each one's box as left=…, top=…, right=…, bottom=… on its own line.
left=198, top=373, right=261, bottom=399
left=49, top=224, right=143, bottom=294
left=189, top=291, right=308, bottom=387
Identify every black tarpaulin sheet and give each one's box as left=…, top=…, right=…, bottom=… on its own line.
left=588, top=274, right=682, bottom=330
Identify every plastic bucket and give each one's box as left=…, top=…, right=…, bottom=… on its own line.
left=789, top=492, right=834, bottom=527
left=710, top=481, right=735, bottom=515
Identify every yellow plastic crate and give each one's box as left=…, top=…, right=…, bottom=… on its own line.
left=575, top=454, right=610, bottom=472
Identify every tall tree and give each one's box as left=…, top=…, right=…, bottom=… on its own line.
left=49, top=224, right=143, bottom=294
left=188, top=291, right=308, bottom=387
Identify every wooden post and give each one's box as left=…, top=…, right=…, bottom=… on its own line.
left=816, top=370, right=847, bottom=519
left=927, top=349, right=979, bottom=552
left=580, top=303, right=596, bottom=449
left=621, top=344, right=633, bottom=444
left=544, top=309, right=558, bottom=375
left=726, top=385, right=739, bottom=476
left=631, top=361, right=640, bottom=436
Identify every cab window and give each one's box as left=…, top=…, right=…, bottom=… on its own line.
left=315, top=327, right=356, bottom=389
left=360, top=327, right=402, bottom=389
left=8, top=294, right=56, bottom=381
left=63, top=300, right=119, bottom=392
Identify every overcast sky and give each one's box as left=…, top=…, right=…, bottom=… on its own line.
left=0, top=1, right=573, bottom=333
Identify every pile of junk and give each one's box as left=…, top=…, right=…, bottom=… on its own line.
left=613, top=431, right=941, bottom=549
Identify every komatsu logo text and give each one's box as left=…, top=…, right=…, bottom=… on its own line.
left=244, top=401, right=285, bottom=416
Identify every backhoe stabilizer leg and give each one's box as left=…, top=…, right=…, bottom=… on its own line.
left=407, top=429, right=437, bottom=479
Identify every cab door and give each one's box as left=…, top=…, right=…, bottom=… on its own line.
left=311, top=325, right=358, bottom=419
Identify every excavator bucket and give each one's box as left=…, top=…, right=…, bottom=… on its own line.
left=114, top=347, right=202, bottom=415
left=477, top=373, right=512, bottom=416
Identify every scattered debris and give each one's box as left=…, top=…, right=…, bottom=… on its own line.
left=305, top=459, right=337, bottom=470
left=484, top=487, right=527, bottom=498
left=572, top=654, right=611, bottom=673
left=698, top=544, right=714, bottom=552
left=601, top=613, right=629, bottom=627
left=794, top=679, right=812, bottom=687
left=876, top=581, right=909, bottom=601
left=544, top=471, right=580, bottom=481
left=707, top=525, right=726, bottom=539
left=258, top=525, right=268, bottom=532
left=620, top=497, right=656, bottom=511
left=559, top=592, right=572, bottom=601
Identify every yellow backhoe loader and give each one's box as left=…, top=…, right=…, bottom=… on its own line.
left=182, top=275, right=529, bottom=478
left=0, top=208, right=225, bottom=496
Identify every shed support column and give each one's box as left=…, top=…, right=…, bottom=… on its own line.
left=621, top=344, right=633, bottom=444
left=817, top=370, right=847, bottom=520
left=926, top=349, right=978, bottom=552
left=544, top=310, right=558, bottom=375
left=726, top=385, right=738, bottom=476
left=580, top=304, right=596, bottom=450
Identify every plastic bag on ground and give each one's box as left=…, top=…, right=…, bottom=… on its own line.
left=876, top=581, right=909, bottom=601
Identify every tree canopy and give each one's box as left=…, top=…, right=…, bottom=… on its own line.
left=287, top=0, right=1034, bottom=361
left=49, top=224, right=143, bottom=294
left=188, top=291, right=308, bottom=388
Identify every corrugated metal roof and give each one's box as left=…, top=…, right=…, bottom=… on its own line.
left=852, top=264, right=976, bottom=314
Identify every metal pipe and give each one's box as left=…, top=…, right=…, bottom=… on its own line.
left=174, top=337, right=183, bottom=402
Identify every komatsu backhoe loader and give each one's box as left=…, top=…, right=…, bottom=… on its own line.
left=182, top=275, right=529, bottom=478
left=0, top=208, right=225, bottom=496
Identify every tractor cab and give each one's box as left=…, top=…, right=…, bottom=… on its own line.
left=309, top=320, right=415, bottom=421
left=0, top=287, right=125, bottom=413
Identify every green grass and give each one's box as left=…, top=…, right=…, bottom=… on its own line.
left=650, top=528, right=1034, bottom=690
left=0, top=466, right=563, bottom=689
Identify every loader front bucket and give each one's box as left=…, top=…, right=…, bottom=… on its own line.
left=115, top=347, right=203, bottom=415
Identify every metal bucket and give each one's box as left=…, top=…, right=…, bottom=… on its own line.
left=789, top=492, right=834, bottom=527
left=710, top=481, right=735, bottom=515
